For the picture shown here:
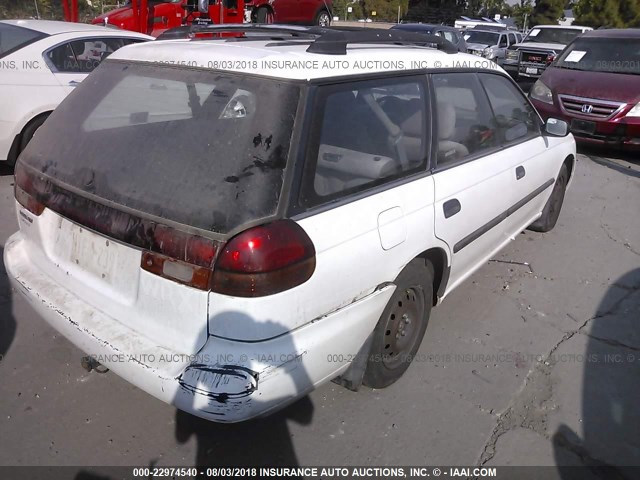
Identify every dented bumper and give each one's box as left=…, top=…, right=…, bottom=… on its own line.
left=4, top=232, right=395, bottom=422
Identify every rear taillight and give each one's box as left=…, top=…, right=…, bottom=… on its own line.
left=14, top=162, right=45, bottom=215
left=211, top=220, right=316, bottom=297
left=546, top=54, right=556, bottom=65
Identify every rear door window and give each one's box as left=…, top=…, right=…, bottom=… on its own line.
left=47, top=37, right=146, bottom=73
left=298, top=77, right=429, bottom=207
left=19, top=61, right=301, bottom=234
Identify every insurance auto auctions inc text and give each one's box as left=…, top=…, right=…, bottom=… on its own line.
left=254, top=466, right=497, bottom=477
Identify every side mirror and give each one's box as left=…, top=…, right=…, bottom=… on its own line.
left=197, top=0, right=208, bottom=13
left=544, top=118, right=570, bottom=137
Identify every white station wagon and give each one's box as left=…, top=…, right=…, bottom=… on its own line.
left=4, top=25, right=576, bottom=423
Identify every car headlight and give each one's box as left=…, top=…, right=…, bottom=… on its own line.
left=506, top=49, right=519, bottom=61
left=626, top=103, right=640, bottom=117
left=530, top=79, right=554, bottom=105
left=484, top=48, right=496, bottom=60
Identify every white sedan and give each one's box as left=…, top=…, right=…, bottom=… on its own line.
left=0, top=20, right=152, bottom=167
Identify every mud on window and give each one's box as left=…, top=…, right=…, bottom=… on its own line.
left=19, top=61, right=300, bottom=234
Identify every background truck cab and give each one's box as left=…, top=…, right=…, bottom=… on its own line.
left=92, top=0, right=245, bottom=37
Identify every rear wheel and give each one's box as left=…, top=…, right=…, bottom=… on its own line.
left=528, top=163, right=569, bottom=233
left=363, top=259, right=433, bottom=389
left=314, top=9, right=331, bottom=26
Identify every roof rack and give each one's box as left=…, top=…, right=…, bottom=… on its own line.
left=156, top=24, right=458, bottom=55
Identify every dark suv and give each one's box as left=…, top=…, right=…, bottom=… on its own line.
left=391, top=23, right=467, bottom=52
left=529, top=29, right=640, bottom=151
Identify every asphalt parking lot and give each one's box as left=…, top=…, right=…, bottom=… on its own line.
left=0, top=146, right=638, bottom=476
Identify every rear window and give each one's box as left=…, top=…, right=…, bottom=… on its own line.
left=0, top=23, right=47, bottom=59
left=19, top=61, right=300, bottom=234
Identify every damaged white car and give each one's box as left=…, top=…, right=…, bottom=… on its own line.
left=5, top=25, right=576, bottom=422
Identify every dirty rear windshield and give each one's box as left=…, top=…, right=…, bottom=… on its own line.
left=0, top=23, right=48, bottom=59
left=19, top=61, right=300, bottom=234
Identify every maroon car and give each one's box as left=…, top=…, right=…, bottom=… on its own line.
left=247, top=0, right=332, bottom=26
left=529, top=29, right=640, bottom=151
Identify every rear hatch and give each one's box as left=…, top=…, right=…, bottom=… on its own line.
left=15, top=60, right=300, bottom=354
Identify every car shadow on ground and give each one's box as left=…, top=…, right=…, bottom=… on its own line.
left=578, top=145, right=640, bottom=179
left=553, top=268, right=640, bottom=479
left=0, top=163, right=14, bottom=177
left=75, top=314, right=316, bottom=479
left=173, top=314, right=316, bottom=469
left=174, top=395, right=314, bottom=467
left=0, top=245, right=16, bottom=364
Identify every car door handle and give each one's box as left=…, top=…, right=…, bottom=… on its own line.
left=516, top=166, right=526, bottom=180
left=443, top=199, right=461, bottom=218
left=68, top=80, right=80, bottom=86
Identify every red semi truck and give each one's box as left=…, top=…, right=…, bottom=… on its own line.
left=90, top=0, right=245, bottom=37
left=87, top=0, right=332, bottom=37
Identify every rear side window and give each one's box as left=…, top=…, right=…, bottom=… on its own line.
left=0, top=23, right=47, bottom=59
left=47, top=37, right=146, bottom=73
left=19, top=61, right=300, bottom=234
left=299, top=77, right=428, bottom=207
left=440, top=31, right=458, bottom=45
left=478, top=73, right=541, bottom=144
left=433, top=73, right=497, bottom=166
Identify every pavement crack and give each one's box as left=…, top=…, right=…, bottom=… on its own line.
left=599, top=209, right=640, bottom=257
left=477, top=316, right=591, bottom=466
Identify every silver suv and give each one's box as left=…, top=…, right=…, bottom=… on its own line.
left=503, top=25, right=592, bottom=79
left=464, top=29, right=522, bottom=64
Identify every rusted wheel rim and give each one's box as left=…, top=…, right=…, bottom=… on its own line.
left=382, top=286, right=425, bottom=369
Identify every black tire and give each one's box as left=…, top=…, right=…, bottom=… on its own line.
left=18, top=114, right=50, bottom=159
left=528, top=163, right=569, bottom=233
left=314, top=9, right=331, bottom=26
left=363, top=259, right=433, bottom=389
left=255, top=6, right=273, bottom=24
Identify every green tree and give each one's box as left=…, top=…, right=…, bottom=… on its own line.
left=531, top=0, right=565, bottom=24
left=573, top=0, right=637, bottom=27
left=404, top=0, right=464, bottom=24
left=333, top=0, right=364, bottom=20
left=619, top=0, right=640, bottom=26
left=574, top=0, right=625, bottom=26
left=0, top=0, right=95, bottom=21
left=361, top=0, right=408, bottom=21
left=511, top=0, right=534, bottom=28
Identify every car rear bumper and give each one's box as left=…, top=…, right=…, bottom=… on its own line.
left=531, top=99, right=640, bottom=151
left=4, top=232, right=394, bottom=422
